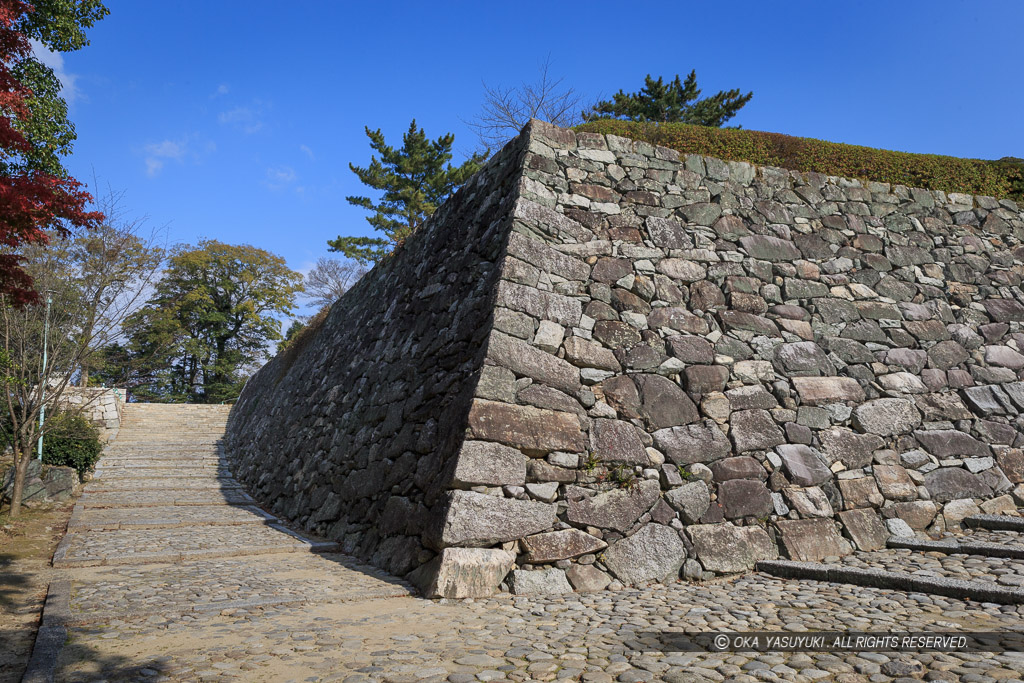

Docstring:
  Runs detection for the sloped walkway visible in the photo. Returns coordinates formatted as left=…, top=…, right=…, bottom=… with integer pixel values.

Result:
left=31, top=404, right=1024, bottom=682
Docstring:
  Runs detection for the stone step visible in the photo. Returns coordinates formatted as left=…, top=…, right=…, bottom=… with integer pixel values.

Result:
left=53, top=523, right=339, bottom=568
left=78, top=488, right=255, bottom=508
left=758, top=559, right=1024, bottom=604
left=67, top=504, right=277, bottom=531
left=84, top=479, right=241, bottom=492
left=964, top=514, right=1024, bottom=532
left=887, top=536, right=1024, bottom=561
left=54, top=553, right=413, bottom=626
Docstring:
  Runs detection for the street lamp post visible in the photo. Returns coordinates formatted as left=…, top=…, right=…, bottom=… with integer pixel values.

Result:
left=37, top=291, right=53, bottom=461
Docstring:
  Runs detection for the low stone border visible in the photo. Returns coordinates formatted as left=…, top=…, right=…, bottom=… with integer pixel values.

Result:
left=756, top=560, right=1024, bottom=604
left=963, top=514, right=1024, bottom=532
left=21, top=579, right=71, bottom=683
left=887, top=536, right=1024, bottom=560
left=66, top=504, right=278, bottom=531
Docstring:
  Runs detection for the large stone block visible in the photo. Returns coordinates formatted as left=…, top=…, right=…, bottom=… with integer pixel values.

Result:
left=817, top=428, right=884, bottom=469
left=776, top=445, right=832, bottom=486
left=602, top=523, right=687, bottom=585
left=688, top=524, right=778, bottom=574
left=924, top=468, right=993, bottom=503
left=413, top=548, right=515, bottom=599
left=452, top=441, right=527, bottom=487
left=652, top=421, right=731, bottom=465
left=730, top=409, right=785, bottom=453
left=838, top=508, right=889, bottom=551
left=468, top=399, right=585, bottom=454
left=718, top=479, right=773, bottom=519
left=852, top=398, right=922, bottom=436
left=487, top=332, right=581, bottom=394
left=913, top=430, right=991, bottom=458
left=507, top=568, right=573, bottom=595
left=566, top=480, right=661, bottom=532
left=633, top=374, right=699, bottom=430
left=437, top=490, right=557, bottom=547
left=495, top=280, right=582, bottom=327
left=791, top=376, right=866, bottom=407
left=590, top=419, right=648, bottom=465
left=520, top=529, right=607, bottom=563
left=664, top=480, right=710, bottom=523
left=775, top=518, right=852, bottom=561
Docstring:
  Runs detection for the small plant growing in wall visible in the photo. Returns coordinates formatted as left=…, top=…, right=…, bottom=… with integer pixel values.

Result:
left=608, top=464, right=639, bottom=490
left=677, top=465, right=698, bottom=481
left=582, top=451, right=601, bottom=473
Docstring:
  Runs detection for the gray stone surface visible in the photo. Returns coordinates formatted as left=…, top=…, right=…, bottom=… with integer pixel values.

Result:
left=506, top=568, right=573, bottom=595
left=688, top=523, right=778, bottom=573
left=437, top=491, right=556, bottom=547
left=601, top=523, right=687, bottom=584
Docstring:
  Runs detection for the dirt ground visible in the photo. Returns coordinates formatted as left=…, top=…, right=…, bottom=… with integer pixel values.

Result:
left=0, top=500, right=73, bottom=683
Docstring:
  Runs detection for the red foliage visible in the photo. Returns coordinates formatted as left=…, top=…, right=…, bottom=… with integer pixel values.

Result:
left=0, top=0, right=103, bottom=306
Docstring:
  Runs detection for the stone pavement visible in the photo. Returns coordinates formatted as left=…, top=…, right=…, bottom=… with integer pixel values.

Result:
left=37, top=404, right=1024, bottom=682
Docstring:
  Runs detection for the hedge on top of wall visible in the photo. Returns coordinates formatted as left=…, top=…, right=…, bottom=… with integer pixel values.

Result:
left=576, top=120, right=1024, bottom=203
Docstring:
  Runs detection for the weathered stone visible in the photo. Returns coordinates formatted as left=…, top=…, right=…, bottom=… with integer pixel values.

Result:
left=729, top=409, right=785, bottom=453
left=592, top=257, right=633, bottom=283
left=985, top=345, right=1024, bottom=370
left=711, top=456, right=766, bottom=482
left=792, top=376, right=866, bottom=406
left=683, top=365, right=729, bottom=394
left=718, top=310, right=780, bottom=337
left=468, top=399, right=585, bottom=454
left=599, top=374, right=642, bottom=419
left=657, top=258, right=707, bottom=282
left=775, top=445, right=832, bottom=486
left=927, top=340, right=969, bottom=370
left=838, top=508, right=889, bottom=551
left=838, top=477, right=884, bottom=509
left=718, top=479, right=773, bottom=519
left=664, top=480, right=710, bottom=523
left=590, top=419, right=649, bottom=465
left=452, top=441, right=527, bottom=487
left=851, top=398, right=921, bottom=436
left=913, top=429, right=991, bottom=458
left=602, top=523, right=688, bottom=585
left=633, top=374, right=699, bottom=429
left=962, top=384, right=1015, bottom=416
left=647, top=307, right=709, bottom=334
left=507, top=568, right=573, bottom=595
left=872, top=465, right=917, bottom=502
left=740, top=235, right=800, bottom=261
left=915, top=393, right=974, bottom=421
left=983, top=298, right=1024, bottom=323
left=520, top=532, right=606, bottom=565
left=725, top=385, right=777, bottom=411
left=943, top=498, right=982, bottom=529
left=996, top=449, right=1024, bottom=483
left=653, top=421, right=731, bottom=465
left=667, top=335, right=715, bottom=364
left=496, top=280, right=581, bottom=327
left=775, top=518, right=852, bottom=562
left=775, top=342, right=834, bottom=376
left=646, top=216, right=692, bottom=249
left=592, top=320, right=642, bottom=349
left=817, top=428, right=885, bottom=469
left=688, top=524, right=778, bottom=574
left=416, top=548, right=515, bottom=599
left=784, top=486, right=833, bottom=518
left=565, top=480, right=661, bottom=532
left=889, top=500, right=938, bottom=530
left=563, top=336, right=621, bottom=372
left=923, top=468, right=993, bottom=503
left=878, top=372, right=928, bottom=394
left=487, top=332, right=580, bottom=394
left=565, top=564, right=612, bottom=592
left=438, top=491, right=557, bottom=547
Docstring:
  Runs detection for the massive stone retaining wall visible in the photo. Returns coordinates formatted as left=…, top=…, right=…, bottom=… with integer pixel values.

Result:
left=227, top=120, right=1024, bottom=598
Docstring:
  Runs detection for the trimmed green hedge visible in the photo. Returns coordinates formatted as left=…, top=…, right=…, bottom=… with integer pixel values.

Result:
left=576, top=120, right=1024, bottom=203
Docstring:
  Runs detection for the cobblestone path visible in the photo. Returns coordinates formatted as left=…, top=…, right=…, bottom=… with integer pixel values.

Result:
left=44, top=405, right=1024, bottom=682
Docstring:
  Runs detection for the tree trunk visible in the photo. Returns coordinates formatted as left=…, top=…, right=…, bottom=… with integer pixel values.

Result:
left=7, top=445, right=33, bottom=518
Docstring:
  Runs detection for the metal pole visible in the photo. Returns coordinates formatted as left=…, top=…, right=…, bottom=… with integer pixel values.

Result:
left=37, top=292, right=52, bottom=460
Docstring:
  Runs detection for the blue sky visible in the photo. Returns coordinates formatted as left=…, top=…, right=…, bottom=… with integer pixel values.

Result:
left=49, top=0, right=1023, bottom=316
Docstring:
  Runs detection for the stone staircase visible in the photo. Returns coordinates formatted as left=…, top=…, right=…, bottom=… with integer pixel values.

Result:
left=45, top=403, right=411, bottom=625
left=759, top=513, right=1024, bottom=604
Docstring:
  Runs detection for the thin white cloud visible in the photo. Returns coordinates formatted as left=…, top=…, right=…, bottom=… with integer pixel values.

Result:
left=264, top=165, right=297, bottom=190
left=142, top=135, right=213, bottom=177
left=214, top=84, right=229, bottom=97
left=218, top=101, right=267, bottom=134
left=29, top=39, right=79, bottom=103
left=300, top=144, right=315, bottom=161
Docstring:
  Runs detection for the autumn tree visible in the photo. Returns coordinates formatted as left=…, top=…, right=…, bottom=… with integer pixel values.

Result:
left=1, top=0, right=108, bottom=305
left=123, top=241, right=303, bottom=403
left=328, top=120, right=485, bottom=265
left=467, top=56, right=584, bottom=151
left=587, top=71, right=752, bottom=127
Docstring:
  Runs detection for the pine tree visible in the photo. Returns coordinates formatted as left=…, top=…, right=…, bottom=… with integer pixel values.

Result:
left=587, top=71, right=752, bottom=127
left=329, top=120, right=485, bottom=264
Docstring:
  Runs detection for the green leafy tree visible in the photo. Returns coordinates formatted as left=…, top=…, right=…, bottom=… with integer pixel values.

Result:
left=123, top=240, right=303, bottom=403
left=587, top=71, right=752, bottom=127
left=328, top=120, right=485, bottom=264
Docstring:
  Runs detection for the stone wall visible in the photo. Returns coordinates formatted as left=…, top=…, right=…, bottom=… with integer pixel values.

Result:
left=57, top=387, right=125, bottom=439
left=224, top=134, right=528, bottom=579
left=227, top=120, right=1024, bottom=597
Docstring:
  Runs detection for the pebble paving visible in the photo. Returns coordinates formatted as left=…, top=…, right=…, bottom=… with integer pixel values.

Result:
left=49, top=404, right=1024, bottom=682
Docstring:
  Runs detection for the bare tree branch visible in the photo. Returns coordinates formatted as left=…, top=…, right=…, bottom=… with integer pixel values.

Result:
left=467, top=55, right=584, bottom=152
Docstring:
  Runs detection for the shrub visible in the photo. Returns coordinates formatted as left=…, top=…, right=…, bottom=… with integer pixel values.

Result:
left=576, top=120, right=1024, bottom=202
left=41, top=412, right=103, bottom=478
